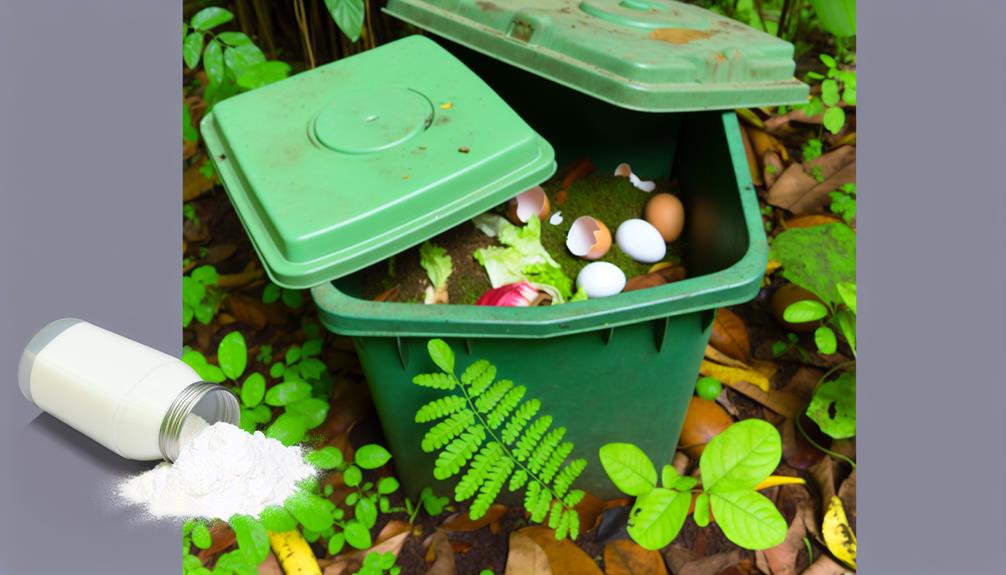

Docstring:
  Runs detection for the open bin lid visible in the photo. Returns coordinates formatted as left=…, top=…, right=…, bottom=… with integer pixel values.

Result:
left=384, top=0, right=808, bottom=112
left=201, top=35, right=556, bottom=289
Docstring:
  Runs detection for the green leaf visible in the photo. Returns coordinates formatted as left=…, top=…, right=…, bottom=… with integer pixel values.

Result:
left=183, top=31, right=205, bottom=69
left=286, top=345, right=302, bottom=365
left=709, top=490, right=787, bottom=550
left=265, top=413, right=308, bottom=446
left=270, top=362, right=285, bottom=379
left=836, top=310, right=856, bottom=353
left=660, top=464, right=675, bottom=488
left=379, top=551, right=396, bottom=569
left=218, top=331, right=248, bottom=380
left=783, top=300, right=829, bottom=323
left=769, top=223, right=856, bottom=306
left=344, top=465, right=362, bottom=487
left=378, top=477, right=399, bottom=495
left=183, top=103, right=199, bottom=142
left=626, top=487, right=691, bottom=550
left=599, top=443, right=657, bottom=496
left=247, top=404, right=272, bottom=423
left=355, top=497, right=378, bottom=529
left=264, top=381, right=312, bottom=406
left=282, top=288, right=303, bottom=309
left=805, top=70, right=825, bottom=80
left=203, top=40, right=225, bottom=86
left=183, top=349, right=226, bottom=383
left=224, top=43, right=266, bottom=79
left=427, top=339, right=455, bottom=374
left=286, top=397, right=329, bottom=429
left=240, top=373, right=266, bottom=408
left=324, top=0, right=365, bottom=43
left=236, top=60, right=291, bottom=91
left=693, top=492, right=711, bottom=527
left=262, top=284, right=281, bottom=304
left=842, top=84, right=857, bottom=106
left=355, top=444, right=392, bottom=470
left=191, top=522, right=212, bottom=549
left=182, top=305, right=195, bottom=328
left=191, top=7, right=234, bottom=31
left=823, top=106, right=846, bottom=135
left=836, top=282, right=857, bottom=314
left=259, top=505, right=297, bottom=532
left=807, top=372, right=856, bottom=439
left=810, top=0, right=856, bottom=38
left=821, top=79, right=840, bottom=107
left=191, top=265, right=219, bottom=286
left=343, top=520, right=372, bottom=549
left=819, top=53, right=838, bottom=69
left=285, top=492, right=334, bottom=532
left=182, top=276, right=206, bottom=307
left=700, top=420, right=781, bottom=492
left=306, top=446, right=344, bottom=470
left=229, top=514, right=269, bottom=564
left=302, top=339, right=323, bottom=358
left=328, top=532, right=346, bottom=556
left=815, top=326, right=838, bottom=355
left=217, top=31, right=252, bottom=46
left=419, top=242, right=453, bottom=290
left=672, top=476, right=697, bottom=492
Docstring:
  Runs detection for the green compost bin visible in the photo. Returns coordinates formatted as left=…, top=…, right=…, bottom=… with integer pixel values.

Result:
left=203, top=5, right=807, bottom=500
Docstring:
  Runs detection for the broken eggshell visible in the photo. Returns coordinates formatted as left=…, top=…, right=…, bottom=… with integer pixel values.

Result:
left=506, top=186, right=551, bottom=225
left=566, top=216, right=612, bottom=260
left=614, top=162, right=656, bottom=193
left=615, top=219, right=667, bottom=263
left=576, top=261, right=626, bottom=298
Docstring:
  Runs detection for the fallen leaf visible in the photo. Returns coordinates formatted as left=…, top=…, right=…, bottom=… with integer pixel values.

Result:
left=505, top=531, right=552, bottom=575
left=709, top=308, right=751, bottom=363
left=747, top=127, right=789, bottom=162
left=441, top=504, right=507, bottom=532
left=322, top=529, right=410, bottom=575
left=679, top=396, right=733, bottom=458
left=573, top=491, right=605, bottom=534
left=518, top=526, right=603, bottom=575
left=604, top=539, right=669, bottom=575
left=800, top=555, right=849, bottom=575
left=197, top=521, right=235, bottom=562
left=667, top=549, right=741, bottom=575
left=183, top=162, right=216, bottom=201
left=822, top=497, right=856, bottom=570
left=763, top=151, right=784, bottom=188
left=217, top=260, right=264, bottom=289
left=782, top=418, right=825, bottom=470
left=372, top=285, right=400, bottom=302
left=257, top=552, right=284, bottom=575
left=223, top=293, right=284, bottom=330
left=754, top=475, right=806, bottom=490
left=808, top=456, right=839, bottom=510
left=649, top=28, right=715, bottom=44
left=837, top=470, right=856, bottom=534
left=424, top=530, right=457, bottom=575
left=740, top=123, right=764, bottom=187
left=756, top=499, right=815, bottom=575
left=782, top=214, right=842, bottom=229
left=735, top=108, right=765, bottom=129
left=699, top=359, right=776, bottom=393
left=766, top=147, right=856, bottom=215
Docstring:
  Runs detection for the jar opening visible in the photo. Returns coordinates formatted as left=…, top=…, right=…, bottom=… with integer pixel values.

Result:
left=159, top=382, right=240, bottom=462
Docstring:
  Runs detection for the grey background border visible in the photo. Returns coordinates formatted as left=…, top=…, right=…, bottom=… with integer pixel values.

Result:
left=1, top=0, right=1005, bottom=573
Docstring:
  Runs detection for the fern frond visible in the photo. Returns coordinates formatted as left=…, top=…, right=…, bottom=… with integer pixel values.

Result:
left=539, top=442, right=574, bottom=484
left=421, top=409, right=474, bottom=452
left=567, top=509, right=580, bottom=540
left=456, top=441, right=502, bottom=501
left=554, top=460, right=587, bottom=498
left=524, top=480, right=541, bottom=512
left=461, top=360, right=496, bottom=396
left=548, top=501, right=563, bottom=529
left=530, top=490, right=551, bottom=522
left=527, top=427, right=566, bottom=474
left=513, top=416, right=553, bottom=462
left=486, top=385, right=526, bottom=429
left=415, top=396, right=468, bottom=423
left=471, top=456, right=514, bottom=519
left=412, top=373, right=457, bottom=390
left=474, top=379, right=514, bottom=413
left=563, top=488, right=585, bottom=507
left=434, top=428, right=486, bottom=480
left=501, top=399, right=541, bottom=445
left=556, top=509, right=572, bottom=540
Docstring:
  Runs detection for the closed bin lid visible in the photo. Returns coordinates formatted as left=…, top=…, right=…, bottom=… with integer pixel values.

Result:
left=201, top=35, right=555, bottom=289
left=384, top=0, right=808, bottom=112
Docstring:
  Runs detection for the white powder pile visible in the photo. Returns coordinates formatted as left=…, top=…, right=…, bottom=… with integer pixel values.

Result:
left=118, top=416, right=316, bottom=520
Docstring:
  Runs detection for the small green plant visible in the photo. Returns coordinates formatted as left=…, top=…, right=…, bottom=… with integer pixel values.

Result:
left=770, top=332, right=811, bottom=361
left=802, top=54, right=856, bottom=135
left=263, top=282, right=304, bottom=309
left=829, top=183, right=857, bottom=224
left=413, top=339, right=587, bottom=540
left=353, top=551, right=400, bottom=575
left=183, top=203, right=200, bottom=225
left=402, top=487, right=450, bottom=524
left=183, top=518, right=262, bottom=575
left=183, top=265, right=223, bottom=327
left=600, top=420, right=788, bottom=551
left=783, top=281, right=856, bottom=357
left=801, top=138, right=823, bottom=163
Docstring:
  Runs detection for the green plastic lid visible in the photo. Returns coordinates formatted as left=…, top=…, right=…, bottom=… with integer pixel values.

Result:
left=384, top=0, right=808, bottom=112
left=201, top=35, right=555, bottom=289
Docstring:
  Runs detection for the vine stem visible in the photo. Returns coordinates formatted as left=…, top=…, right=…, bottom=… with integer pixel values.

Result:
left=796, top=414, right=856, bottom=469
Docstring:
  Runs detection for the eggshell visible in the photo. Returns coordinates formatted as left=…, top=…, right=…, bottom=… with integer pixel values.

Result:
left=506, top=186, right=551, bottom=225
left=644, top=193, right=685, bottom=242
left=615, top=219, right=667, bottom=263
left=566, top=216, right=612, bottom=259
left=576, top=262, right=626, bottom=298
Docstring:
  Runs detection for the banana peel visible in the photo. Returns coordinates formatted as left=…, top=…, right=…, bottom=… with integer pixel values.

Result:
left=269, top=530, right=322, bottom=575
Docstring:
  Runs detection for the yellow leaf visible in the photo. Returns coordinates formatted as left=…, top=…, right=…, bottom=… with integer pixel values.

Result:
left=766, top=260, right=782, bottom=276
left=699, top=359, right=775, bottom=392
left=735, top=108, right=765, bottom=129
left=268, top=530, right=321, bottom=575
left=822, top=496, right=857, bottom=570
left=754, top=475, right=806, bottom=490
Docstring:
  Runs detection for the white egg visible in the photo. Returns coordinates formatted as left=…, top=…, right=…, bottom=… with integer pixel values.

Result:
left=615, top=219, right=667, bottom=263
left=576, top=262, right=626, bottom=298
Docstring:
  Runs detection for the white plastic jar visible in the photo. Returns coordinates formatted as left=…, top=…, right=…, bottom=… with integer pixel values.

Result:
left=18, top=318, right=239, bottom=461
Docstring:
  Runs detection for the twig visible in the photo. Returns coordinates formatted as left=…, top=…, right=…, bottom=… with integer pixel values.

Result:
left=293, top=0, right=316, bottom=69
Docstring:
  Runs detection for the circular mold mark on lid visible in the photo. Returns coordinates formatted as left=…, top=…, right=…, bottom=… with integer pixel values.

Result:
left=313, top=87, right=434, bottom=154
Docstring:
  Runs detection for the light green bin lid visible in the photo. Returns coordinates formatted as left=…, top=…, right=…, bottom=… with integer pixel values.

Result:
left=384, top=0, right=808, bottom=112
left=201, top=35, right=555, bottom=289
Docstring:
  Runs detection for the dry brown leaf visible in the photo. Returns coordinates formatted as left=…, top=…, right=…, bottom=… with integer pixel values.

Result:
left=204, top=243, right=238, bottom=265
left=223, top=294, right=270, bottom=331
left=808, top=457, right=839, bottom=510
left=518, top=526, right=603, bottom=575
left=782, top=214, right=842, bottom=229
left=800, top=555, right=850, bottom=575
left=197, top=521, right=236, bottom=561
left=763, top=151, right=784, bottom=188
left=739, top=123, right=764, bottom=187
left=440, top=504, right=507, bottom=532
left=838, top=470, right=856, bottom=533
left=184, top=139, right=199, bottom=161
left=217, top=261, right=264, bottom=289
left=748, top=127, right=790, bottom=162
left=699, top=359, right=776, bottom=394
left=679, top=397, right=734, bottom=458
left=573, top=491, right=605, bottom=534
left=604, top=539, right=669, bottom=575
left=505, top=531, right=552, bottom=575
left=782, top=418, right=825, bottom=470
left=257, top=551, right=284, bottom=575
left=756, top=499, right=813, bottom=575
left=183, top=162, right=215, bottom=201
left=735, top=108, right=765, bottom=129
left=373, top=285, right=400, bottom=302
left=709, top=308, right=751, bottom=363
left=315, top=379, right=373, bottom=443
left=766, top=147, right=856, bottom=215
left=668, top=549, right=742, bottom=575
left=649, top=28, right=715, bottom=44
left=322, top=530, right=410, bottom=575
left=424, top=530, right=457, bottom=575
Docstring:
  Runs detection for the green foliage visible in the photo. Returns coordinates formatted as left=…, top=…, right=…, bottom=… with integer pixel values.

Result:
left=354, top=551, right=400, bottom=575
left=218, top=331, right=247, bottom=380
left=807, top=372, right=856, bottom=439
left=601, top=420, right=788, bottom=551
left=183, top=265, right=223, bottom=327
left=262, top=283, right=304, bottom=309
left=413, top=339, right=587, bottom=540
left=770, top=223, right=855, bottom=306
left=802, top=54, right=856, bottom=135
left=808, top=0, right=856, bottom=38
left=229, top=515, right=270, bottom=565
left=830, top=183, right=857, bottom=224
left=324, top=0, right=366, bottom=43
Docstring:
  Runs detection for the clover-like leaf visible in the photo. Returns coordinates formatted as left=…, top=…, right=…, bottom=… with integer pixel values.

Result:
left=599, top=443, right=657, bottom=496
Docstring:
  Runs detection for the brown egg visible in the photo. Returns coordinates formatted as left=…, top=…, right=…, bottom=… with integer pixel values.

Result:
left=771, top=283, right=825, bottom=333
left=506, top=186, right=550, bottom=225
left=566, top=216, right=611, bottom=260
left=644, top=193, right=685, bottom=242
left=678, top=397, right=733, bottom=458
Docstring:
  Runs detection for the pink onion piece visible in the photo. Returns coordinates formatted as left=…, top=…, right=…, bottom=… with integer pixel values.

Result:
left=476, top=281, right=539, bottom=307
